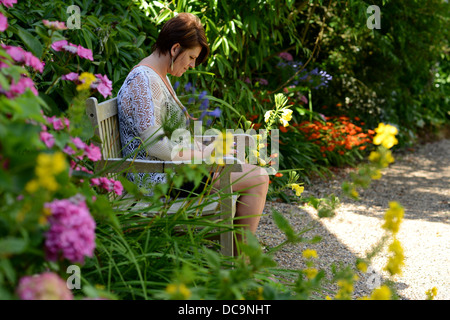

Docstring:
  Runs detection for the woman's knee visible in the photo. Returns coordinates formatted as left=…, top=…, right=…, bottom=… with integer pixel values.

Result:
left=234, top=164, right=270, bottom=191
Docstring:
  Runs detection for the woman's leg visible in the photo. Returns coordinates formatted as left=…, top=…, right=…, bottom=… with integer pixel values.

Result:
left=212, top=163, right=269, bottom=254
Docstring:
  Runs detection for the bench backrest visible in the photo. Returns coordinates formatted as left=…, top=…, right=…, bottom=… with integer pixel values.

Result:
left=86, top=97, right=122, bottom=160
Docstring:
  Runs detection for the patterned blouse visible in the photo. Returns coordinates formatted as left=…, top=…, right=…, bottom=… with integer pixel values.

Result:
left=116, top=65, right=189, bottom=189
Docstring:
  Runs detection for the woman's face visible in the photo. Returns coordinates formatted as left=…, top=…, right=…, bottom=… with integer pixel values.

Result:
left=170, top=44, right=202, bottom=77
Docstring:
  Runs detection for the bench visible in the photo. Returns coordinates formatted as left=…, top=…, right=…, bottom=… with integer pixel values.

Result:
left=86, top=96, right=255, bottom=256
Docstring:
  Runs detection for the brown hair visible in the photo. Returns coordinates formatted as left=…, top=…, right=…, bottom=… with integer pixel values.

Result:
left=152, top=13, right=209, bottom=66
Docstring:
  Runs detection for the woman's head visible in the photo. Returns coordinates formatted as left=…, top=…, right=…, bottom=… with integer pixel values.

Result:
left=152, top=13, right=209, bottom=75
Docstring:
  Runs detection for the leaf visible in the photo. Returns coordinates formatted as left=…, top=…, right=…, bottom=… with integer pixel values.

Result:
left=15, top=26, right=43, bottom=58
left=0, top=237, right=27, bottom=255
left=272, top=210, right=296, bottom=242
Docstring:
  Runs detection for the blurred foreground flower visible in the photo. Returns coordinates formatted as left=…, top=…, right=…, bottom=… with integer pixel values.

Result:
left=17, top=272, right=73, bottom=300
left=44, top=195, right=96, bottom=264
left=382, top=201, right=404, bottom=234
left=370, top=285, right=392, bottom=300
left=25, top=152, right=67, bottom=193
left=165, top=283, right=191, bottom=300
left=373, top=123, right=398, bottom=149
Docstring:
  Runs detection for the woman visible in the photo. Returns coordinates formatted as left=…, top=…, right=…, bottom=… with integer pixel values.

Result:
left=117, top=13, right=269, bottom=253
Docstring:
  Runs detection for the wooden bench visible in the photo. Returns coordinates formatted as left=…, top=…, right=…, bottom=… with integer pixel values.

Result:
left=86, top=96, right=255, bottom=256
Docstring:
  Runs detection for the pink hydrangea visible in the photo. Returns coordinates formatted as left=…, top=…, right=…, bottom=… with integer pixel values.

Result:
left=4, top=76, right=38, bottom=98
left=44, top=195, right=96, bottom=264
left=16, top=272, right=73, bottom=300
left=1, top=44, right=44, bottom=73
left=0, top=0, right=17, bottom=8
left=0, top=12, right=8, bottom=32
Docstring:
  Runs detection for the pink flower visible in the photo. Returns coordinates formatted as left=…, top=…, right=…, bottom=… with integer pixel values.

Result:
left=63, top=145, right=76, bottom=155
left=77, top=45, right=93, bottom=61
left=61, top=72, right=79, bottom=81
left=63, top=43, right=78, bottom=54
left=0, top=0, right=17, bottom=8
left=43, top=20, right=67, bottom=30
left=0, top=12, right=8, bottom=32
left=40, top=131, right=55, bottom=148
left=94, top=74, right=112, bottom=98
left=51, top=40, right=68, bottom=52
left=84, top=143, right=101, bottom=161
left=44, top=195, right=96, bottom=264
left=16, top=272, right=73, bottom=300
left=279, top=52, right=293, bottom=61
left=71, top=137, right=86, bottom=150
left=1, top=44, right=44, bottom=73
left=23, top=51, right=44, bottom=73
left=2, top=44, right=25, bottom=62
left=91, top=177, right=123, bottom=195
left=7, top=76, right=38, bottom=98
left=51, top=40, right=94, bottom=61
left=113, top=180, right=123, bottom=195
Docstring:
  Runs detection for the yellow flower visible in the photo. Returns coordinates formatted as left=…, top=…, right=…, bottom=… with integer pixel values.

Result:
left=302, top=249, right=318, bottom=259
left=370, top=285, right=392, bottom=300
left=426, top=287, right=438, bottom=300
left=373, top=123, right=398, bottom=149
left=279, top=109, right=293, bottom=127
left=381, top=150, right=395, bottom=167
left=76, top=72, right=96, bottom=91
left=290, top=183, right=304, bottom=196
left=357, top=261, right=368, bottom=273
left=279, top=118, right=289, bottom=127
left=382, top=201, right=404, bottom=234
left=368, top=151, right=381, bottom=162
left=371, top=169, right=382, bottom=180
left=26, top=152, right=67, bottom=193
left=350, top=187, right=359, bottom=198
left=304, top=268, right=318, bottom=279
left=258, top=158, right=266, bottom=166
left=384, top=238, right=405, bottom=276
left=335, top=279, right=354, bottom=300
left=281, top=108, right=293, bottom=121
left=264, top=111, right=272, bottom=123
left=25, top=179, right=40, bottom=193
left=165, top=283, right=191, bottom=300
left=210, top=131, right=234, bottom=165
left=36, top=152, right=66, bottom=176
left=39, top=207, right=52, bottom=225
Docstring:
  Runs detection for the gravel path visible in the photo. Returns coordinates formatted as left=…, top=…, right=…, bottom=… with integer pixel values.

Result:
left=256, top=138, right=450, bottom=300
